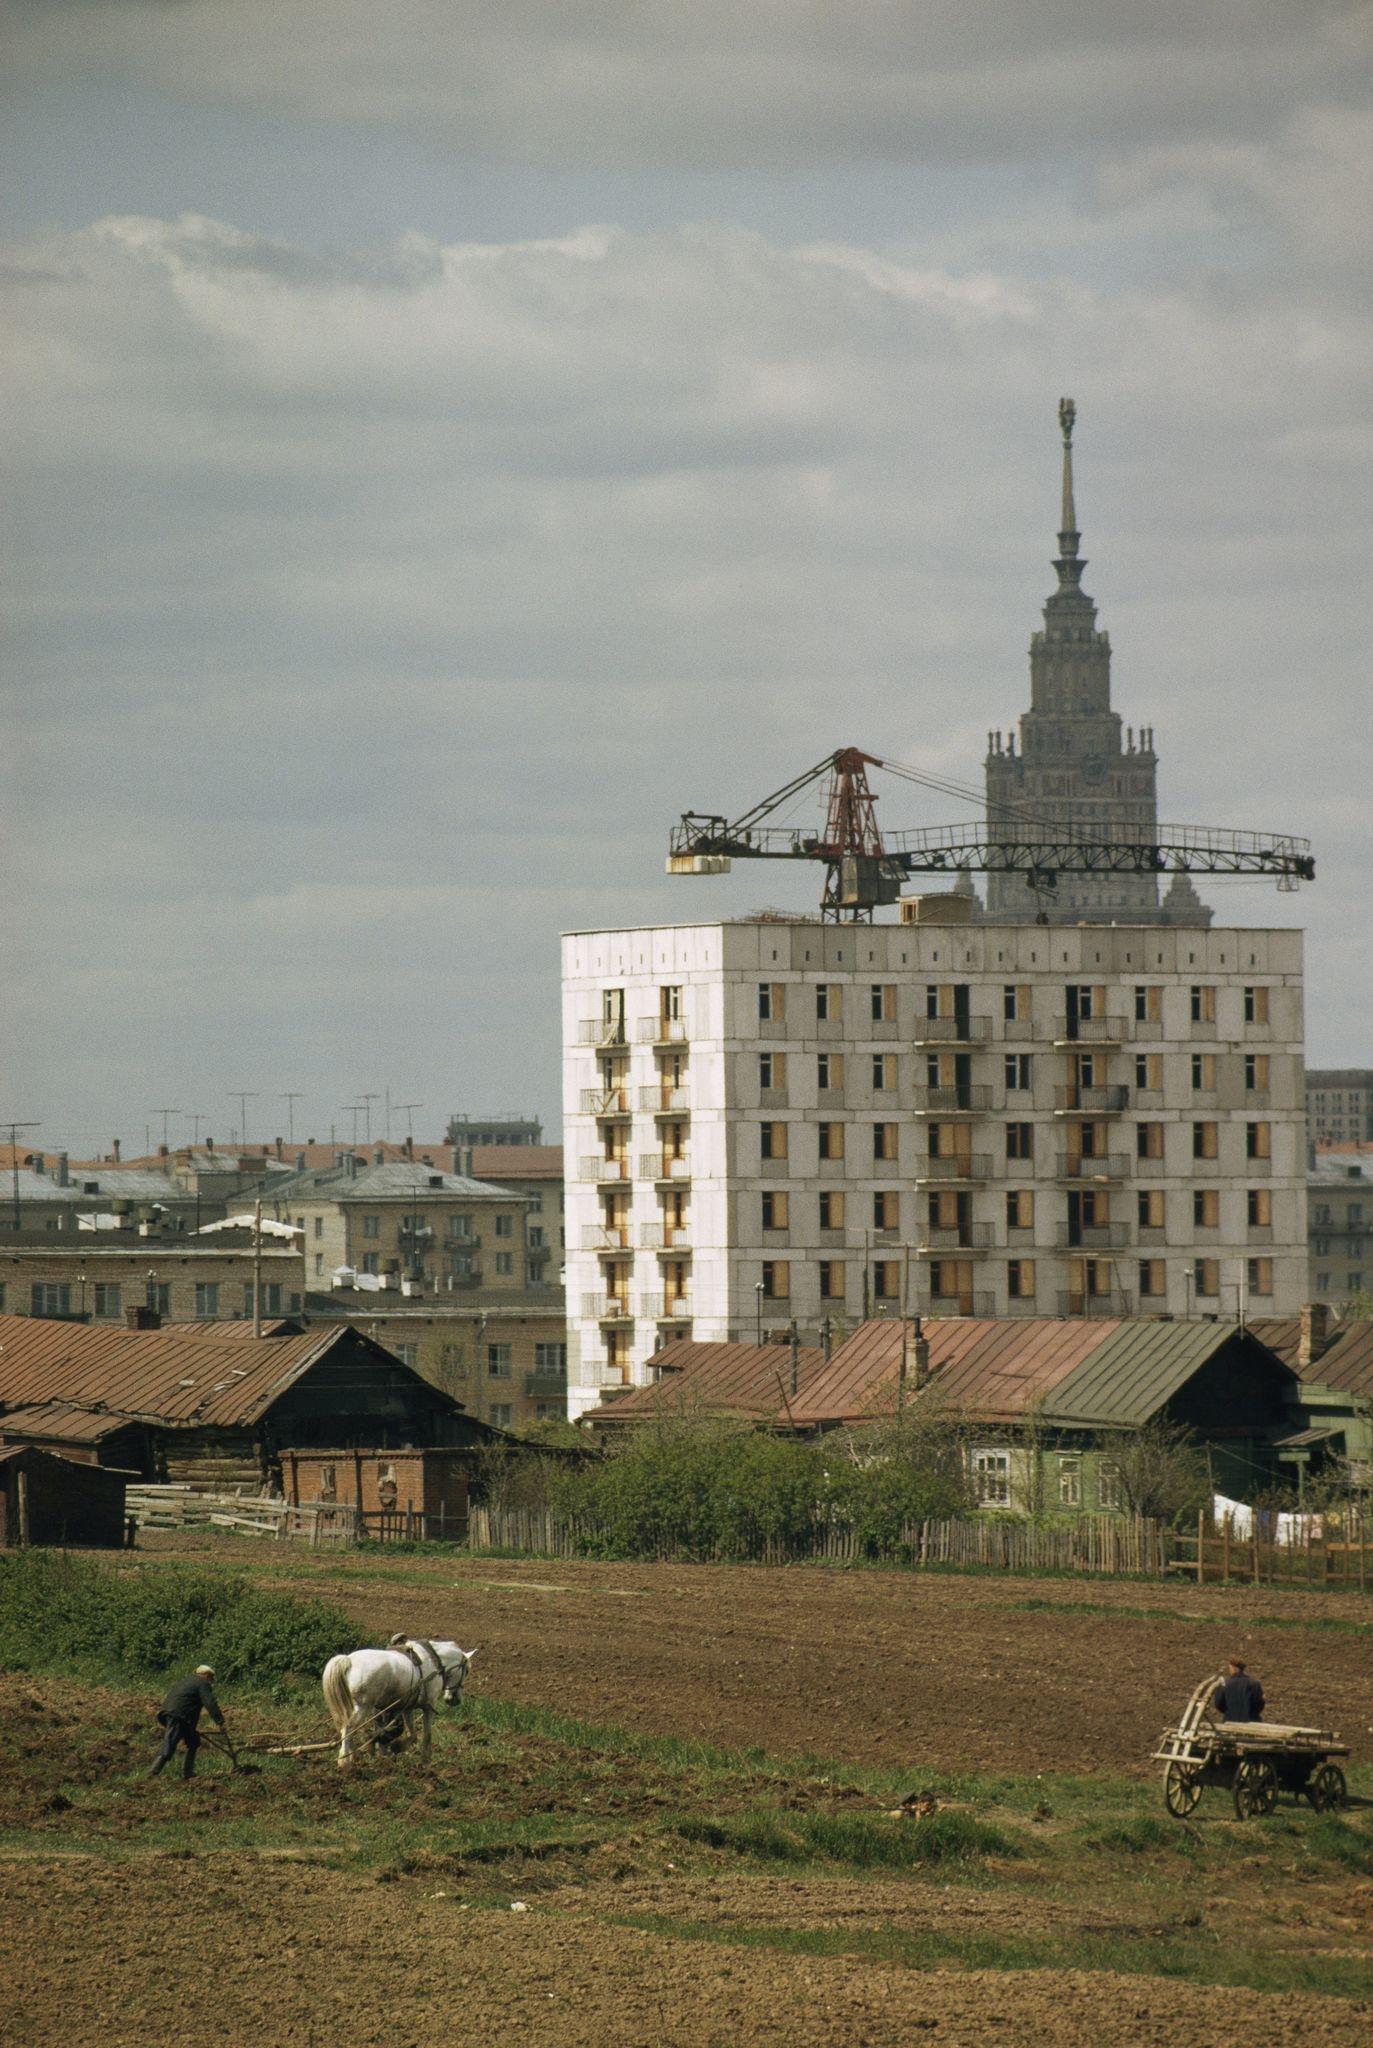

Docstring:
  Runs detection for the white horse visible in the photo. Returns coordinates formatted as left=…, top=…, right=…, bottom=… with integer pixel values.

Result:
left=322, top=1635, right=475, bottom=1765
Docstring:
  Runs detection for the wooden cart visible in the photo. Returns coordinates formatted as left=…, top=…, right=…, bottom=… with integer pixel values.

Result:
left=1153, top=1673, right=1349, bottom=1820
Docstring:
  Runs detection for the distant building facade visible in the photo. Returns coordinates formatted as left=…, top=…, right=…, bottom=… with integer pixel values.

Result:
left=446, top=1114, right=544, bottom=1149
left=1308, top=1070, right=1373, bottom=1147
left=980, top=400, right=1211, bottom=929
left=0, top=1232, right=304, bottom=1325
left=1309, top=1155, right=1371, bottom=1305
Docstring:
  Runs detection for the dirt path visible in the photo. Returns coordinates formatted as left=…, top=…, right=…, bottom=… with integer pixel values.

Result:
left=172, top=1543, right=1373, bottom=1776
left=5, top=1855, right=1370, bottom=2048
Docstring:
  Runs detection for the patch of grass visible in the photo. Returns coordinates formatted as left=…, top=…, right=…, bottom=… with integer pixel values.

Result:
left=1076, top=1813, right=1199, bottom=1856
left=1005, top=1595, right=1373, bottom=1635
left=676, top=1804, right=1013, bottom=1871
left=1305, top=1815, right=1373, bottom=1873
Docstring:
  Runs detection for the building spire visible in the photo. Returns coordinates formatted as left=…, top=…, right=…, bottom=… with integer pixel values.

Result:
left=1053, top=396, right=1085, bottom=592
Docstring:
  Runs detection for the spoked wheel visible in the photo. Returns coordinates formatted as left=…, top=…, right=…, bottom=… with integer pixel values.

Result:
left=1164, top=1762, right=1203, bottom=1818
left=1306, top=1763, right=1348, bottom=1813
left=1233, top=1758, right=1278, bottom=1820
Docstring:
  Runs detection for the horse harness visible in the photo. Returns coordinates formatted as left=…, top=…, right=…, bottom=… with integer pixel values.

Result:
left=395, top=1637, right=449, bottom=1708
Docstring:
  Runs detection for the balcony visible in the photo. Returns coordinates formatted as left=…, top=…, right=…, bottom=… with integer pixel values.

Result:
left=524, top=1371, right=568, bottom=1401
left=637, top=1291, right=693, bottom=1320
left=1057, top=1153, right=1131, bottom=1182
left=1054, top=1085, right=1129, bottom=1114
left=577, top=1017, right=628, bottom=1048
left=911, top=1016, right=990, bottom=1046
left=397, top=1222, right=434, bottom=1241
left=578, top=1155, right=633, bottom=1182
left=581, top=1293, right=634, bottom=1324
left=914, top=1154, right=992, bottom=1183
left=639, top=1152, right=692, bottom=1184
left=1059, top=1292, right=1123, bottom=1317
left=928, top=1292, right=996, bottom=1317
left=581, top=1087, right=631, bottom=1117
left=1053, top=1017, right=1123, bottom=1046
left=442, top=1233, right=480, bottom=1253
left=638, top=1085, right=689, bottom=1114
left=581, top=1224, right=632, bottom=1252
left=1055, top=1223, right=1130, bottom=1249
left=445, top=1268, right=483, bottom=1288
left=912, top=1085, right=993, bottom=1115
left=635, top=1015, right=688, bottom=1045
left=913, top=1223, right=993, bottom=1253
left=640, top=1225, right=692, bottom=1254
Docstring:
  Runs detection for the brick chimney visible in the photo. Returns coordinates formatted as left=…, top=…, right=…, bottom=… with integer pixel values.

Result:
left=1298, top=1302, right=1330, bottom=1371
left=112, top=1138, right=121, bottom=1162
left=125, top=1305, right=162, bottom=1331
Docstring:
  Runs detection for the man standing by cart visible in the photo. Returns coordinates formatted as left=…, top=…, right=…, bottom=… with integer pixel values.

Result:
left=150, top=1664, right=228, bottom=1779
left=1212, top=1657, right=1264, bottom=1722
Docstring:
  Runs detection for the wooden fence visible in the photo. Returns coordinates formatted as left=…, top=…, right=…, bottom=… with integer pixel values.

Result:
left=125, top=1484, right=360, bottom=1548
left=467, top=1505, right=1170, bottom=1576
left=1171, top=1514, right=1373, bottom=1590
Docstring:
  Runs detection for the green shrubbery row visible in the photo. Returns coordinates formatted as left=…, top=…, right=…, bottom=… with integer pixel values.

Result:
left=539, top=1418, right=968, bottom=1561
left=0, top=1550, right=354, bottom=1689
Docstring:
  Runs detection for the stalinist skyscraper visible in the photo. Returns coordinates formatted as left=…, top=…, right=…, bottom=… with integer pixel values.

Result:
left=982, top=401, right=1210, bottom=927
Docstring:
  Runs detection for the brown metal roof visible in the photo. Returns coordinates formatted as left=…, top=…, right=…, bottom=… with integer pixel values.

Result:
left=0, top=1401, right=135, bottom=1444
left=0, top=1314, right=365, bottom=1429
left=467, top=1145, right=563, bottom=1181
left=592, top=1339, right=824, bottom=1425
left=1250, top=1317, right=1373, bottom=1400
left=788, top=1318, right=1122, bottom=1427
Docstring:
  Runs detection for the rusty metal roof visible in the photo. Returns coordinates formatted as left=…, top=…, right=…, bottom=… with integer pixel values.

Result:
left=788, top=1318, right=1117, bottom=1426
left=0, top=1401, right=135, bottom=1444
left=468, top=1145, right=564, bottom=1181
left=1250, top=1317, right=1373, bottom=1400
left=592, top=1339, right=825, bottom=1425
left=0, top=1313, right=375, bottom=1429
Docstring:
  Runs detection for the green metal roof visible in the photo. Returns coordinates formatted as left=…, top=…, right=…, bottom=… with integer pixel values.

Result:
left=1042, top=1322, right=1287, bottom=1429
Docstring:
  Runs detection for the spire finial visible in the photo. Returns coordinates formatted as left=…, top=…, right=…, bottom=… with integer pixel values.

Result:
left=1058, top=396, right=1077, bottom=542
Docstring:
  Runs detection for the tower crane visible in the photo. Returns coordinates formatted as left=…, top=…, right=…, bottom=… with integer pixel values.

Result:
left=667, top=747, right=1315, bottom=922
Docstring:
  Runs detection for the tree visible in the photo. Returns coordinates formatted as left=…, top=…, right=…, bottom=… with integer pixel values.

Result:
left=1095, top=1420, right=1208, bottom=1522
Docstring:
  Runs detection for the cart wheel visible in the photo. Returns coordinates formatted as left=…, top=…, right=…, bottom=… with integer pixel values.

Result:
left=1306, top=1764, right=1348, bottom=1813
left=1233, top=1758, right=1278, bottom=1820
left=1164, top=1762, right=1202, bottom=1818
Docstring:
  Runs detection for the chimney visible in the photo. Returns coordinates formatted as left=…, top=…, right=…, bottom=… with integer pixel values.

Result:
left=295, top=1151, right=307, bottom=1171
left=820, top=1316, right=833, bottom=1361
left=33, top=1152, right=45, bottom=1176
left=912, top=1330, right=931, bottom=1390
left=403, top=1135, right=413, bottom=1159
left=373, top=1147, right=385, bottom=1166
left=124, top=1305, right=162, bottom=1331
left=112, top=1138, right=121, bottom=1162
left=158, top=1143, right=168, bottom=1158
left=275, top=1137, right=283, bottom=1158
left=56, top=1152, right=69, bottom=1187
left=206, top=1135, right=214, bottom=1152
left=1298, top=1302, right=1330, bottom=1371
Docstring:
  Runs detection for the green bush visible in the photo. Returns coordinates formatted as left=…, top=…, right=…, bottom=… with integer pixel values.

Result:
left=0, top=1551, right=354, bottom=1689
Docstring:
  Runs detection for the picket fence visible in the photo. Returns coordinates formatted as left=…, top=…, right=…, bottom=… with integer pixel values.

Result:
left=467, top=1504, right=1169, bottom=1576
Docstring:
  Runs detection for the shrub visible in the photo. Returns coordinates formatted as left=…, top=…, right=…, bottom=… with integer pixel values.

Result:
left=0, top=1551, right=354, bottom=1689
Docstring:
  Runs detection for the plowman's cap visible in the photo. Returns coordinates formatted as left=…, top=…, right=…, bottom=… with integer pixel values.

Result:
left=196, top=1664, right=215, bottom=1678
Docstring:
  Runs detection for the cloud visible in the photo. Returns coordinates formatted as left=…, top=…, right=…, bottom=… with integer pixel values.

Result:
left=3, top=208, right=1370, bottom=1141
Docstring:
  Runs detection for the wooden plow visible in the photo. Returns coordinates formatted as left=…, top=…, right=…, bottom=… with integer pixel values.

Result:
left=1153, top=1672, right=1349, bottom=1820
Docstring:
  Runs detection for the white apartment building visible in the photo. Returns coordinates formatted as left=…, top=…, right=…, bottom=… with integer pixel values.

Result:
left=561, top=914, right=1306, bottom=1418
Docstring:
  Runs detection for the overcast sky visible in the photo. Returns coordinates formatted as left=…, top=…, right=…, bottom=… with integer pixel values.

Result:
left=4, top=2, right=1370, bottom=1155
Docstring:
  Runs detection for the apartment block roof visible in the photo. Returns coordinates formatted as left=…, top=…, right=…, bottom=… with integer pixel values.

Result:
left=467, top=1145, right=564, bottom=1182
left=268, top=1160, right=525, bottom=1204
left=5, top=1167, right=188, bottom=1206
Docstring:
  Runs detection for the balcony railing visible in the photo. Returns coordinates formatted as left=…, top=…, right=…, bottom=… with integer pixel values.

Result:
left=1054, top=1085, right=1129, bottom=1114
left=581, top=1225, right=632, bottom=1252
left=928, top=1292, right=996, bottom=1317
left=581, top=1293, right=634, bottom=1323
left=639, top=1225, right=693, bottom=1254
left=639, top=1152, right=692, bottom=1183
left=1057, top=1153, right=1131, bottom=1181
left=637, top=1086, right=689, bottom=1113
left=524, top=1371, right=568, bottom=1400
left=577, top=1017, right=627, bottom=1047
left=445, top=1268, right=482, bottom=1288
left=635, top=1015, right=688, bottom=1044
left=397, top=1222, right=434, bottom=1240
left=911, top=1017, right=991, bottom=1045
left=581, top=1087, right=631, bottom=1116
left=1059, top=1292, right=1123, bottom=1316
left=577, top=1155, right=633, bottom=1182
left=637, top=1291, right=692, bottom=1320
left=1053, top=1016, right=1123, bottom=1045
left=913, top=1223, right=993, bottom=1253
left=913, top=1085, right=993, bottom=1114
left=1055, top=1223, right=1129, bottom=1249
left=442, top=1232, right=480, bottom=1251
left=914, top=1154, right=992, bottom=1182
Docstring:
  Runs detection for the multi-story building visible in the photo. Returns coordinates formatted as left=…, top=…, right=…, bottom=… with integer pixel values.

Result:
left=303, top=1293, right=568, bottom=1432
left=0, top=1158, right=203, bottom=1236
left=468, top=1145, right=566, bottom=1286
left=0, top=1230, right=304, bottom=1325
left=1308, top=1070, right=1373, bottom=1147
left=562, top=915, right=1306, bottom=1417
left=981, top=400, right=1211, bottom=929
left=264, top=1155, right=536, bottom=1293
left=446, top=1114, right=544, bottom=1149
left=1309, top=1155, right=1372, bottom=1305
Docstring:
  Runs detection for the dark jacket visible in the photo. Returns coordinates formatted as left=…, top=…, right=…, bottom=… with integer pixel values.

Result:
left=158, top=1674, right=224, bottom=1729
left=1213, top=1671, right=1264, bottom=1722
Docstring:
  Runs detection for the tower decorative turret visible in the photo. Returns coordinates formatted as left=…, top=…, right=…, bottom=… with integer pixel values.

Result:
left=981, top=401, right=1211, bottom=926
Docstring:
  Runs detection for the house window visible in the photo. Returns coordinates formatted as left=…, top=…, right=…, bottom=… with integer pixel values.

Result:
left=1243, top=985, right=1269, bottom=1023
left=392, top=1344, right=416, bottom=1367
left=1192, top=1122, right=1218, bottom=1159
left=1190, top=984, right=1216, bottom=1023
left=1058, top=1457, right=1082, bottom=1509
left=1138, top=1189, right=1164, bottom=1228
left=315, top=1252, right=324, bottom=1275
left=1193, top=1188, right=1219, bottom=1228
left=815, top=983, right=838, bottom=1021
left=1137, top=1122, right=1164, bottom=1161
left=148, top=1282, right=171, bottom=1315
left=362, top=1252, right=380, bottom=1275
left=1098, top=1461, right=1123, bottom=1512
left=871, top=1053, right=896, bottom=1090
left=761, top=1190, right=789, bottom=1230
left=817, top=1051, right=843, bottom=1090
left=495, top=1214, right=513, bottom=1238
left=30, top=1283, right=72, bottom=1318
left=1245, top=1054, right=1269, bottom=1091
left=1004, top=1054, right=1032, bottom=1090
left=1135, top=1052, right=1161, bottom=1090
left=313, top=1216, right=323, bottom=1239
left=1246, top=1122, right=1271, bottom=1159
left=759, top=1051, right=778, bottom=1089
left=873, top=1122, right=897, bottom=1162
left=534, top=1343, right=567, bottom=1374
left=871, top=984, right=895, bottom=1023
left=93, top=1283, right=123, bottom=1319
left=758, top=982, right=783, bottom=1023
left=760, top=1122, right=788, bottom=1161
left=1193, top=1259, right=1220, bottom=1297
left=1138, top=1259, right=1166, bottom=1297
left=494, top=1251, right=514, bottom=1275
left=1246, top=1258, right=1273, bottom=1297
left=818, top=1190, right=844, bottom=1230
left=1191, top=1053, right=1215, bottom=1090
left=488, top=1403, right=513, bottom=1430
left=1006, top=1189, right=1034, bottom=1230
left=761, top=1260, right=789, bottom=1299
left=1007, top=1258, right=1035, bottom=1300
left=1004, top=984, right=1029, bottom=1022
left=194, top=1282, right=219, bottom=1319
left=528, top=1226, right=546, bottom=1248
left=971, top=1449, right=1011, bottom=1508
left=873, top=1190, right=898, bottom=1230
left=362, top=1214, right=380, bottom=1239
left=819, top=1260, right=845, bottom=1301
left=1134, top=985, right=1161, bottom=1022
left=818, top=1122, right=844, bottom=1161
left=1006, top=1122, right=1033, bottom=1160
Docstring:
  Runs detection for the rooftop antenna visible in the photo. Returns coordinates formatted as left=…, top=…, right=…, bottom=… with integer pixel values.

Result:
left=396, top=1103, right=423, bottom=1148
left=281, top=1093, right=304, bottom=1146
left=189, top=1113, right=204, bottom=1145
left=228, top=1092, right=258, bottom=1150
left=152, top=1108, right=181, bottom=1151
left=359, top=1094, right=378, bottom=1145
left=2, top=1120, right=40, bottom=1233
left=342, top=1104, right=363, bottom=1148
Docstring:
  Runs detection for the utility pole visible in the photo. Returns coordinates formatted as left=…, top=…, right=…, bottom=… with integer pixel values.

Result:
left=152, top=1107, right=181, bottom=1151
left=253, top=1195, right=263, bottom=1338
left=281, top=1093, right=304, bottom=1146
left=3, top=1122, right=40, bottom=1233
left=359, top=1094, right=378, bottom=1146
left=229, top=1092, right=258, bottom=1149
